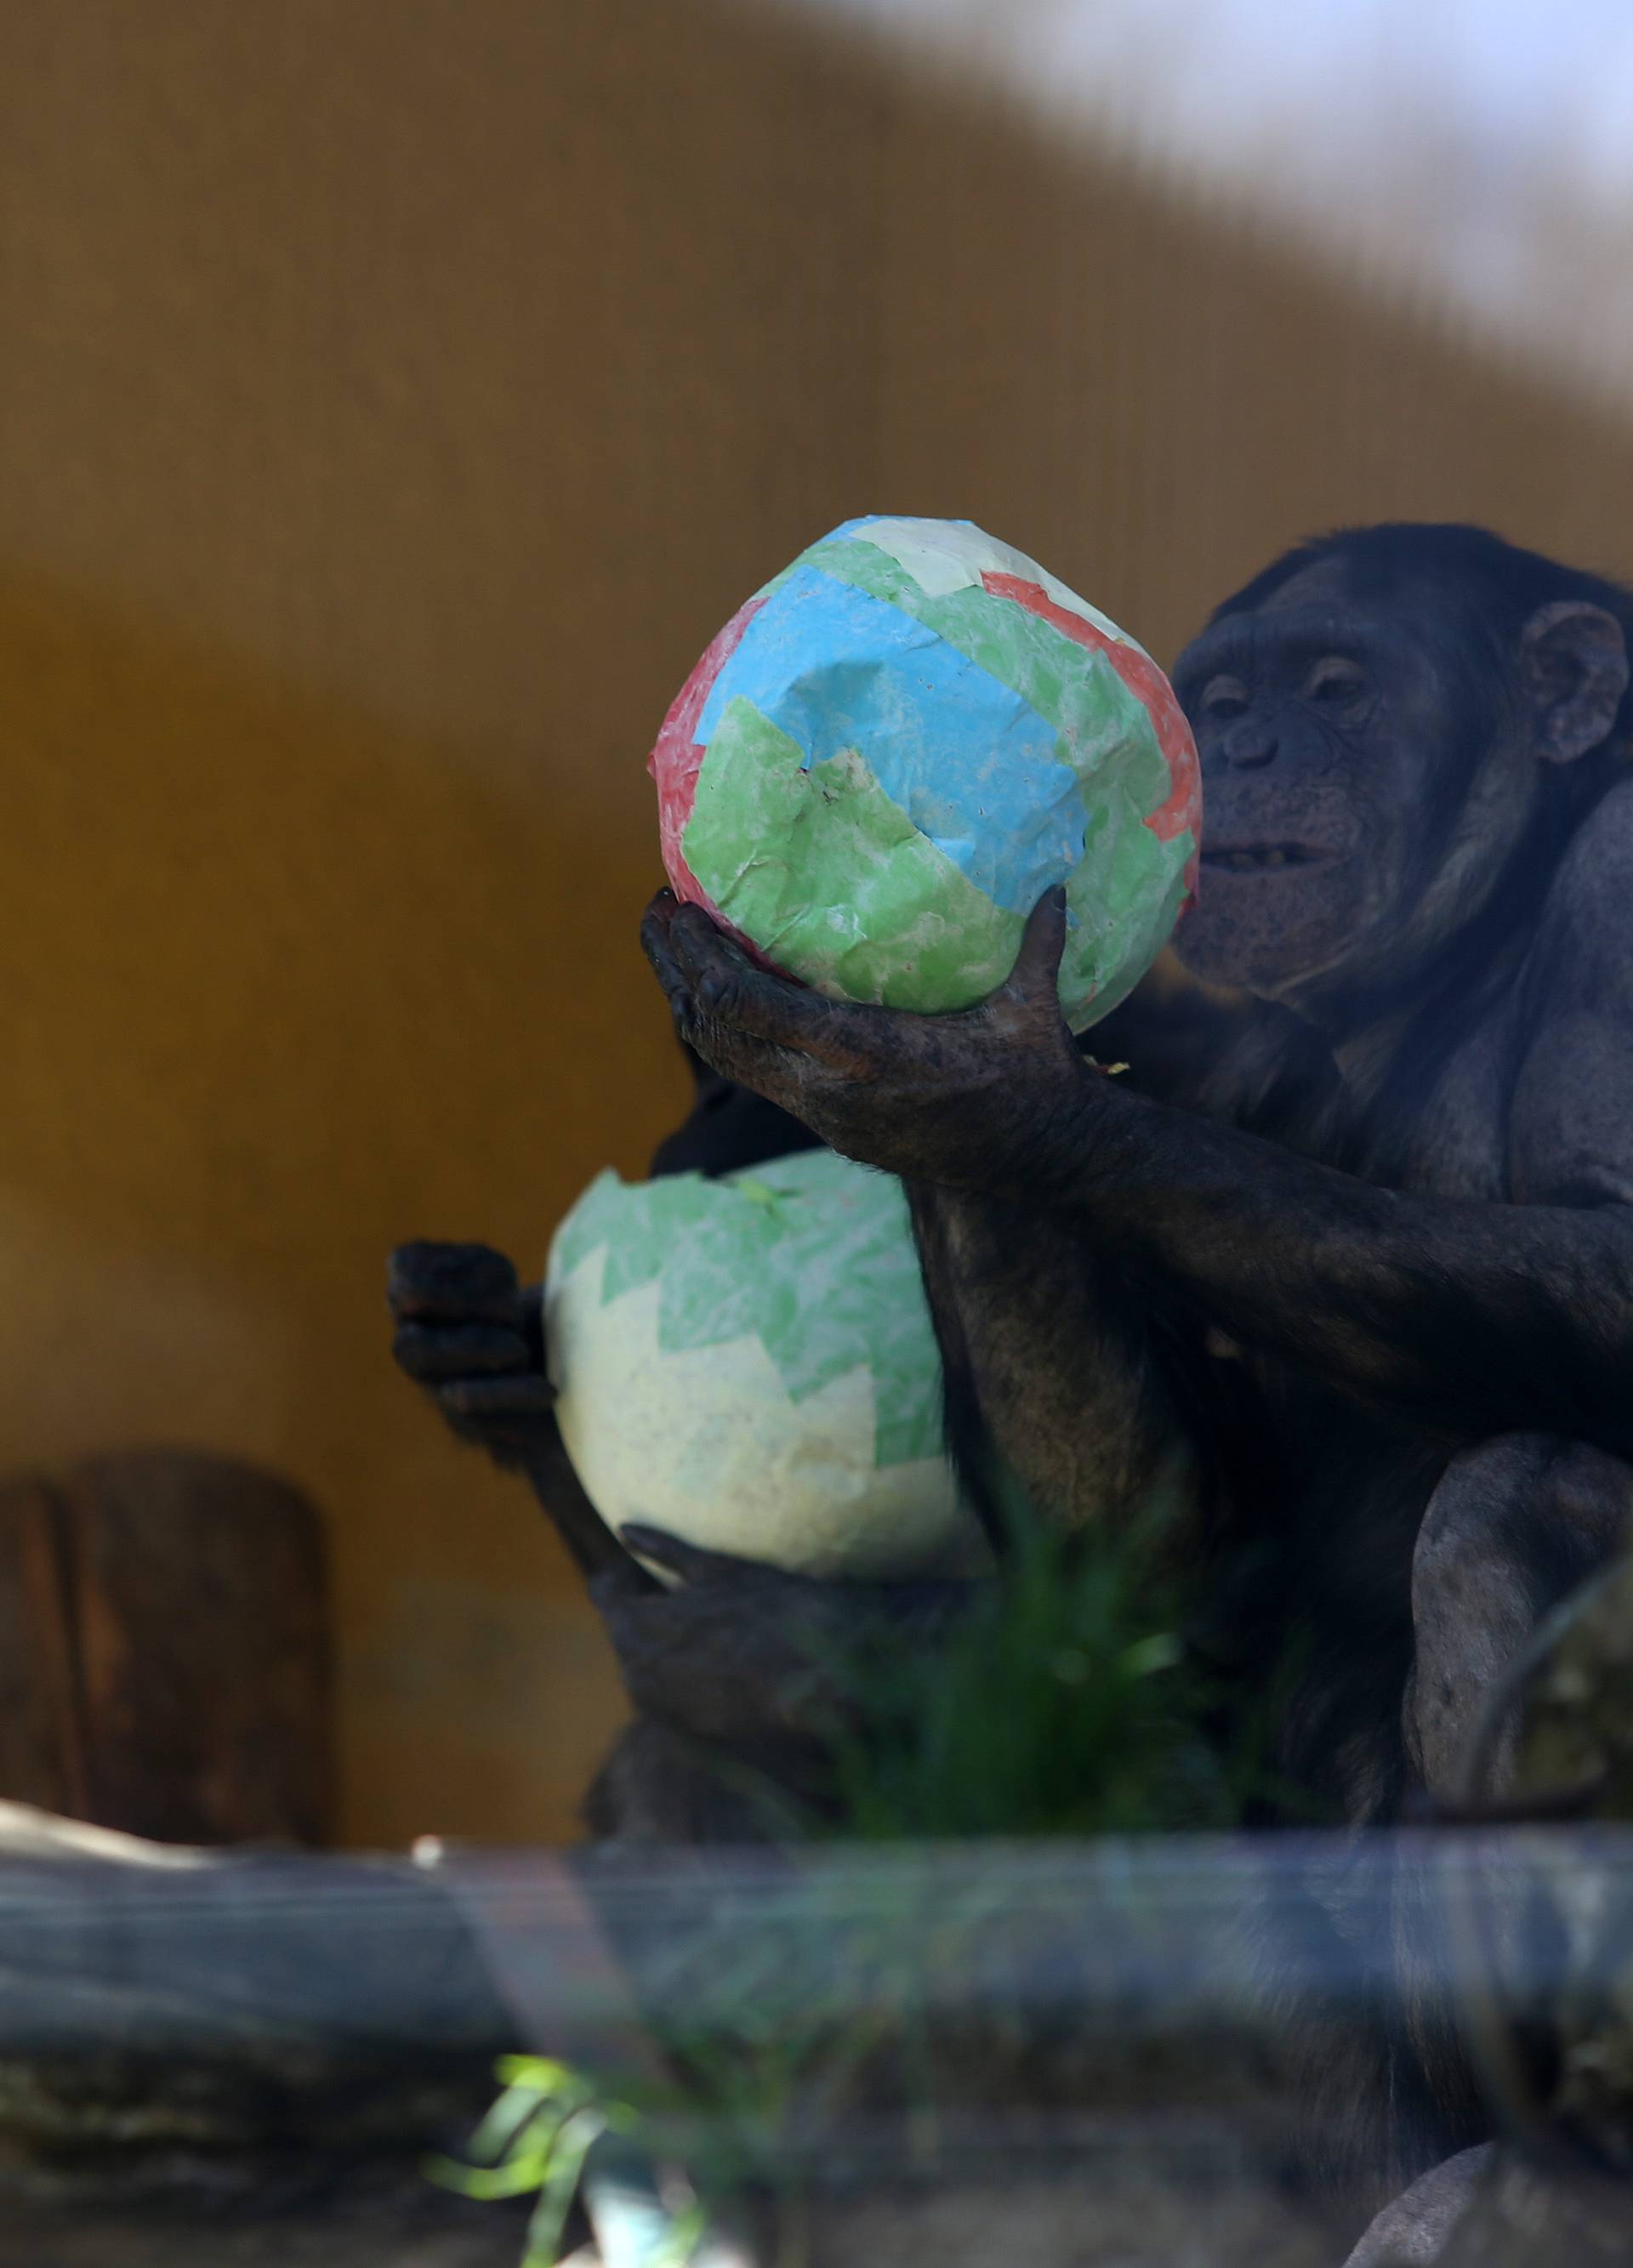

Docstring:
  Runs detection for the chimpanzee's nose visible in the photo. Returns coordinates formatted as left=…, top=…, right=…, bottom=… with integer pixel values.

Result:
left=1221, top=719, right=1278, bottom=770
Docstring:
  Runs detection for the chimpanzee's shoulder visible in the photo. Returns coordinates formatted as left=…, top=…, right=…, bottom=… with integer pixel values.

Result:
left=1531, top=776, right=1633, bottom=995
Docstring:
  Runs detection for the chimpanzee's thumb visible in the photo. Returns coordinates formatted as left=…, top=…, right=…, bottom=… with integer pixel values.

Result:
left=1003, top=885, right=1069, bottom=1009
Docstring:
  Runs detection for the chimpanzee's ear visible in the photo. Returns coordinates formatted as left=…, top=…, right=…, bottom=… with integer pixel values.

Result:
left=1520, top=600, right=1630, bottom=765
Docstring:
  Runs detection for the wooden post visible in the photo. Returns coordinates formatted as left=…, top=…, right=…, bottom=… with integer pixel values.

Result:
left=0, top=1476, right=87, bottom=1819
left=61, top=1451, right=333, bottom=1846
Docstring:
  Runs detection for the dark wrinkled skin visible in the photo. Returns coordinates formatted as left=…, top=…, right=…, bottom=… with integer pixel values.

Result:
left=390, top=526, right=1633, bottom=2239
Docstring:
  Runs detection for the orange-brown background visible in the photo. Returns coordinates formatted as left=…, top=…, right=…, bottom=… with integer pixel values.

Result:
left=3, top=0, right=1632, bottom=1844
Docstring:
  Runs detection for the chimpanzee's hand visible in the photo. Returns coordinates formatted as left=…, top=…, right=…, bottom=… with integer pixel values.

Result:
left=592, top=1525, right=977, bottom=1754
left=640, top=887, right=1099, bottom=1191
left=388, top=1240, right=556, bottom=1466
left=390, top=1240, right=638, bottom=1579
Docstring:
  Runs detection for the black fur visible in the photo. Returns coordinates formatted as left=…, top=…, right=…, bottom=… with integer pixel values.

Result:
left=393, top=526, right=1633, bottom=2235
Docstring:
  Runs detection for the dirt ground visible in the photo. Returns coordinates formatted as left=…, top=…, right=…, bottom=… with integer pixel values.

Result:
left=0, top=2157, right=1349, bottom=2268
left=0, top=2161, right=529, bottom=2268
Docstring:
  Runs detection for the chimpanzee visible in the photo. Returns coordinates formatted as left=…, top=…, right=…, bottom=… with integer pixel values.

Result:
left=390, top=525, right=1633, bottom=2234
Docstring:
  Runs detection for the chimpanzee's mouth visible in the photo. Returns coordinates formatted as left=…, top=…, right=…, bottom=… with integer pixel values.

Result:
left=1199, top=844, right=1335, bottom=873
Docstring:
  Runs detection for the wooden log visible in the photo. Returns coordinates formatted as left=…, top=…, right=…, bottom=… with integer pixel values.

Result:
left=0, top=2180, right=526, bottom=2268
left=4, top=1817, right=1632, bottom=2263
left=60, top=1451, right=333, bottom=1846
left=0, top=1477, right=85, bottom=1818
left=0, top=1803, right=514, bottom=2157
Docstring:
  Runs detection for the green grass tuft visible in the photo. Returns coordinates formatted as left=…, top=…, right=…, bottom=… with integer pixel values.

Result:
left=818, top=1498, right=1255, bottom=1841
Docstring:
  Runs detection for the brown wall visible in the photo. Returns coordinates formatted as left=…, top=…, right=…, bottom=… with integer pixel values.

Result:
left=873, top=88, right=1633, bottom=661
left=3, top=0, right=1631, bottom=1845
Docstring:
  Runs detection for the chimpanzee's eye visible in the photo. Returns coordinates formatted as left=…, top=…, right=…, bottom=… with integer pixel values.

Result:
left=1306, top=657, right=1366, bottom=704
left=1200, top=674, right=1250, bottom=721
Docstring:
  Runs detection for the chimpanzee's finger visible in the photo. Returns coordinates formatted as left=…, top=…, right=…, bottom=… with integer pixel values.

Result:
left=392, top=1322, right=533, bottom=1382
left=639, top=890, right=691, bottom=998
left=388, top=1241, right=521, bottom=1324
left=640, top=897, right=718, bottom=1057
left=437, top=1372, right=558, bottom=1420
left=515, top=1282, right=546, bottom=1367
left=667, top=904, right=871, bottom=1061
left=618, top=1524, right=796, bottom=1589
left=665, top=901, right=782, bottom=1005
left=583, top=1555, right=657, bottom=1607
left=997, top=885, right=1069, bottom=1013
left=646, top=901, right=855, bottom=1100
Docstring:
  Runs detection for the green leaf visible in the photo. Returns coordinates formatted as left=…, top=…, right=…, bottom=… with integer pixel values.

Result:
left=520, top=2108, right=608, bottom=2267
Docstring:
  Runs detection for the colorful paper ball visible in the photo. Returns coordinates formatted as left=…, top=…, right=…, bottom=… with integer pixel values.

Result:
left=544, top=1150, right=988, bottom=1582
left=650, top=516, right=1200, bottom=1031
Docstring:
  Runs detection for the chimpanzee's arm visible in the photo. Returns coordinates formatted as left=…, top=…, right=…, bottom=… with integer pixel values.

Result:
left=1041, top=805, right=1633, bottom=1449
left=1024, top=1071, right=1633, bottom=1452
left=907, top=1181, right=1202, bottom=1543
left=643, top=860, right=1633, bottom=1460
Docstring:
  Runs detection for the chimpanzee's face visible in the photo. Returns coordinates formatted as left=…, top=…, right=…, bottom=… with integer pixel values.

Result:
left=1169, top=557, right=1529, bottom=1007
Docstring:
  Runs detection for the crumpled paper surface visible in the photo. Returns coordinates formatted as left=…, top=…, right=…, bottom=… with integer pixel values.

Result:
left=650, top=516, right=1200, bottom=1031
left=545, top=1150, right=987, bottom=1580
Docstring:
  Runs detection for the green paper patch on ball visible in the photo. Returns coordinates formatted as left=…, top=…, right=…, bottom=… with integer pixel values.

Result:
left=650, top=516, right=1201, bottom=1031
left=545, top=1151, right=988, bottom=1581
